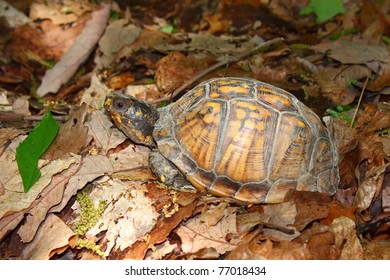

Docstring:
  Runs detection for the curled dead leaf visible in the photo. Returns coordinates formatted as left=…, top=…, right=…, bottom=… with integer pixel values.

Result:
left=330, top=216, right=364, bottom=260
left=353, top=164, right=388, bottom=211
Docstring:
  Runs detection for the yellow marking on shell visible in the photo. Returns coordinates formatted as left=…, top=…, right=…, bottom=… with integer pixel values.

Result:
left=269, top=115, right=308, bottom=180
left=176, top=101, right=221, bottom=171
left=235, top=108, right=246, bottom=120
left=258, top=86, right=274, bottom=93
left=257, top=89, right=293, bottom=110
left=160, top=174, right=166, bottom=182
left=219, top=85, right=250, bottom=95
left=216, top=101, right=271, bottom=182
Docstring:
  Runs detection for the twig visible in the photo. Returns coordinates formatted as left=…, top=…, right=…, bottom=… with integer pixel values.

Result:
left=350, top=69, right=372, bottom=128
left=150, top=37, right=284, bottom=104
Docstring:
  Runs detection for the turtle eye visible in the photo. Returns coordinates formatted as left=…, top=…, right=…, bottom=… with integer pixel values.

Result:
left=113, top=98, right=129, bottom=112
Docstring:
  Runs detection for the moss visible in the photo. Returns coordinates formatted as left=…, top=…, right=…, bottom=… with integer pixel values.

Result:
left=74, top=189, right=106, bottom=236
left=77, top=238, right=105, bottom=258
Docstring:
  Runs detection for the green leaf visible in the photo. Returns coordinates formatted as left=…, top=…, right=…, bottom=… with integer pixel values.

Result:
left=300, top=0, right=345, bottom=23
left=16, top=111, right=60, bottom=192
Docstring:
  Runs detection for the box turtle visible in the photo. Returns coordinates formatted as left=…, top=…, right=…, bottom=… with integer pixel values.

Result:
left=104, top=77, right=339, bottom=204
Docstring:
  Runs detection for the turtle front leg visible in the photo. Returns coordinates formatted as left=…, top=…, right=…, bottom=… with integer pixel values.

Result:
left=149, top=150, right=197, bottom=193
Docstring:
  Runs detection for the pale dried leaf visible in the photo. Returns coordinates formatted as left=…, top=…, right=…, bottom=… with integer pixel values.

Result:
left=0, top=137, right=79, bottom=219
left=144, top=239, right=179, bottom=260
left=0, top=211, right=24, bottom=242
left=176, top=207, right=239, bottom=255
left=226, top=236, right=308, bottom=260
left=36, top=3, right=110, bottom=96
left=0, top=0, right=30, bottom=28
left=125, top=84, right=161, bottom=101
left=122, top=201, right=197, bottom=260
left=108, top=143, right=149, bottom=173
left=79, top=75, right=111, bottom=109
left=327, top=117, right=358, bottom=155
left=12, top=96, right=30, bottom=115
left=30, top=2, right=93, bottom=25
left=311, top=40, right=389, bottom=66
left=200, top=201, right=229, bottom=226
left=43, top=103, right=91, bottom=160
left=78, top=180, right=158, bottom=256
left=383, top=186, right=390, bottom=212
left=21, top=214, right=74, bottom=260
left=49, top=154, right=114, bottom=213
left=0, top=128, right=24, bottom=148
left=382, top=134, right=390, bottom=156
left=330, top=216, right=364, bottom=260
left=260, top=201, right=299, bottom=240
left=364, top=240, right=390, bottom=259
left=87, top=109, right=127, bottom=154
left=17, top=159, right=81, bottom=243
left=353, top=164, right=388, bottom=211
left=95, top=21, right=141, bottom=69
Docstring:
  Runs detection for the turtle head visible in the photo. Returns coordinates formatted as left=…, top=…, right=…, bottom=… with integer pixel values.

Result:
left=104, top=92, right=159, bottom=147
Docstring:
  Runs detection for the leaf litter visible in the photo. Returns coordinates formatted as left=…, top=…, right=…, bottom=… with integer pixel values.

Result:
left=0, top=0, right=390, bottom=260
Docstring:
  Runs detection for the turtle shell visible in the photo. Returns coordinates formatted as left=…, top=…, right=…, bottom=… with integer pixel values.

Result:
left=154, top=77, right=339, bottom=204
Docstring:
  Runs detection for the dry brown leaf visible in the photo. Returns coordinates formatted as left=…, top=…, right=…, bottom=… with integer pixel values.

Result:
left=228, top=223, right=338, bottom=260
left=356, top=104, right=390, bottom=135
left=94, top=21, right=141, bottom=69
left=114, top=28, right=171, bottom=64
left=37, top=3, right=110, bottom=96
left=200, top=201, right=229, bottom=227
left=287, top=191, right=331, bottom=231
left=155, top=51, right=214, bottom=93
left=364, top=240, right=390, bottom=259
left=176, top=206, right=239, bottom=255
left=327, top=117, right=358, bottom=155
left=330, top=216, right=364, bottom=260
left=79, top=75, right=111, bottom=109
left=43, top=103, right=92, bottom=160
left=17, top=160, right=80, bottom=243
left=4, top=19, right=83, bottom=63
left=0, top=211, right=25, bottom=243
left=0, top=138, right=79, bottom=219
left=124, top=84, right=162, bottom=101
left=49, top=154, right=113, bottom=213
left=118, top=200, right=197, bottom=259
left=204, top=12, right=231, bottom=34
left=0, top=1, right=30, bottom=28
left=322, top=203, right=356, bottom=225
left=0, top=127, right=25, bottom=148
left=226, top=234, right=316, bottom=260
left=30, top=1, right=94, bottom=25
left=314, top=65, right=368, bottom=104
left=358, top=134, right=385, bottom=167
left=145, top=239, right=179, bottom=260
left=353, top=164, right=388, bottom=211
left=21, top=214, right=74, bottom=260
left=311, top=40, right=389, bottom=67
left=108, top=143, right=149, bottom=173
left=383, top=185, right=390, bottom=213
left=87, top=109, right=127, bottom=154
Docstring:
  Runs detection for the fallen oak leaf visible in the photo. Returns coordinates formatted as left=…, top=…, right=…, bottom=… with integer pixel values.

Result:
left=353, top=163, right=389, bottom=211
left=21, top=214, right=74, bottom=260
left=43, top=103, right=92, bottom=160
left=113, top=201, right=197, bottom=259
left=17, top=159, right=81, bottom=243
left=330, top=216, right=364, bottom=259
